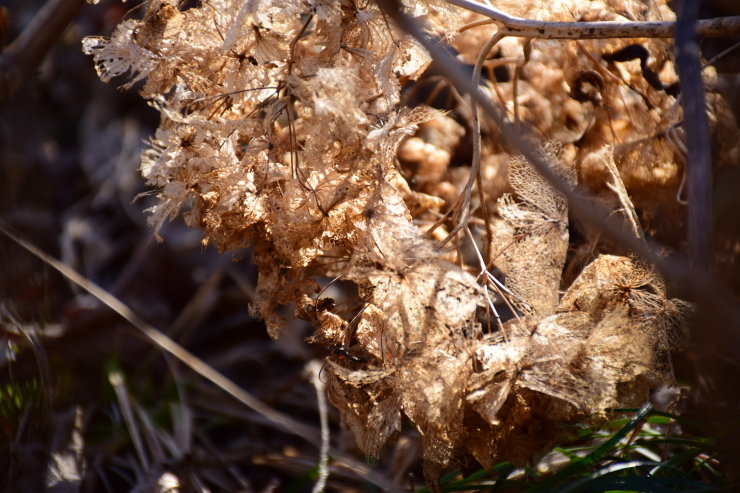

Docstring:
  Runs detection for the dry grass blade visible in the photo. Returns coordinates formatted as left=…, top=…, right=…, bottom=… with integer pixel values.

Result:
left=108, top=370, right=150, bottom=472
left=305, top=360, right=330, bottom=493
left=0, top=220, right=322, bottom=447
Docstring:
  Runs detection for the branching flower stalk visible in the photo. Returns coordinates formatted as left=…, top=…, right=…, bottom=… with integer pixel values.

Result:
left=82, top=0, right=738, bottom=490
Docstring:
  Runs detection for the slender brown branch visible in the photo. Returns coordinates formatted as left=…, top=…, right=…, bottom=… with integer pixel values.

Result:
left=437, top=29, right=506, bottom=249
left=446, top=0, right=740, bottom=39
left=703, top=39, right=740, bottom=68
left=575, top=40, right=622, bottom=85
left=459, top=18, right=495, bottom=33
left=288, top=13, right=313, bottom=76
left=512, top=38, right=532, bottom=133
left=476, top=170, right=493, bottom=264
left=0, top=0, right=86, bottom=104
left=675, top=0, right=715, bottom=275
left=472, top=29, right=504, bottom=265
left=603, top=152, right=645, bottom=242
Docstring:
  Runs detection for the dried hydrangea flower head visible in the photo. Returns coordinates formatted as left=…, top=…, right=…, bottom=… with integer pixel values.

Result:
left=83, top=0, right=708, bottom=489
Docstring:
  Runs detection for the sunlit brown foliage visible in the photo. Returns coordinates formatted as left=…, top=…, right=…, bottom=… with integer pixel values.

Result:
left=83, top=0, right=736, bottom=488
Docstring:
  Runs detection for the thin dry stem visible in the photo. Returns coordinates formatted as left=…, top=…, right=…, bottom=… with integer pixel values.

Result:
left=436, top=29, right=505, bottom=249
left=306, top=360, right=330, bottom=493
left=602, top=148, right=645, bottom=241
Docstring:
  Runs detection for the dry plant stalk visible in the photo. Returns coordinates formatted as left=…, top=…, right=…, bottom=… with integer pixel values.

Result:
left=83, top=0, right=725, bottom=489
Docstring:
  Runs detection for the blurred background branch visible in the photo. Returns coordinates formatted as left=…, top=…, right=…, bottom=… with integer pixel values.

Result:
left=0, top=0, right=85, bottom=104
left=675, top=0, right=716, bottom=275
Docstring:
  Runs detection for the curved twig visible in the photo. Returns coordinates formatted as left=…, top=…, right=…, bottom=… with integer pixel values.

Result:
left=512, top=38, right=532, bottom=132
left=436, top=29, right=507, bottom=249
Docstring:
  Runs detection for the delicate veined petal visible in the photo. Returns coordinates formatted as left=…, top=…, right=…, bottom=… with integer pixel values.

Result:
left=82, top=20, right=158, bottom=85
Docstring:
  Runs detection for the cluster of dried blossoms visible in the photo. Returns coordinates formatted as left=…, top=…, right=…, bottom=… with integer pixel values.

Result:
left=83, top=0, right=733, bottom=488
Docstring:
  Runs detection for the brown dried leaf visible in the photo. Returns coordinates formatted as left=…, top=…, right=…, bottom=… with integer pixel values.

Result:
left=493, top=144, right=575, bottom=315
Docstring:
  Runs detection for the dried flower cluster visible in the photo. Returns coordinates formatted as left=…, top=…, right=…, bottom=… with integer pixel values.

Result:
left=83, top=0, right=731, bottom=488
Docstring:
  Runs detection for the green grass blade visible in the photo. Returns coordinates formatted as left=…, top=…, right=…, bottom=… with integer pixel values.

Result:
left=528, top=402, right=654, bottom=491
left=614, top=408, right=714, bottom=435
left=554, top=475, right=729, bottom=493
left=557, top=461, right=663, bottom=493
